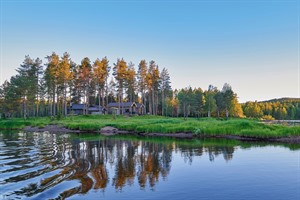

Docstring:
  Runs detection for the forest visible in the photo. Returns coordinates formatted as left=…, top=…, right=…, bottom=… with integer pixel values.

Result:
left=0, top=53, right=299, bottom=120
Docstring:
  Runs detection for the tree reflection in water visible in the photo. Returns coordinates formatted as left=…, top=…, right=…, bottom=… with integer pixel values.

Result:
left=0, top=133, right=237, bottom=199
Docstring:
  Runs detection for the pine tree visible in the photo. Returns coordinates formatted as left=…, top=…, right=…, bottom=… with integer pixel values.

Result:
left=160, top=68, right=171, bottom=116
left=137, top=60, right=148, bottom=107
left=45, top=52, right=60, bottom=116
left=57, top=52, right=73, bottom=116
left=94, top=57, right=110, bottom=112
left=222, top=83, right=234, bottom=119
left=79, top=57, right=93, bottom=114
left=113, top=58, right=128, bottom=114
left=193, top=87, right=204, bottom=118
left=204, top=85, right=217, bottom=117
left=146, top=61, right=160, bottom=115
left=125, top=62, right=136, bottom=102
left=16, top=56, right=43, bottom=118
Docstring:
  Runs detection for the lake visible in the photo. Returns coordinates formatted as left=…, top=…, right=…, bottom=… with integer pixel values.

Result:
left=0, top=132, right=299, bottom=200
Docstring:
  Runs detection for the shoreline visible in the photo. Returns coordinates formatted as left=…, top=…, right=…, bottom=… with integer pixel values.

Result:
left=21, top=125, right=300, bottom=144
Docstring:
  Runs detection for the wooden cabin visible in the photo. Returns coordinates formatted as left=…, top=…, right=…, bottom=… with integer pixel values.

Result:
left=69, top=104, right=104, bottom=115
left=107, top=102, right=145, bottom=115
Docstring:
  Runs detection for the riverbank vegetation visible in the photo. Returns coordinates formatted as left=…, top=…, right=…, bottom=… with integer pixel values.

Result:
left=0, top=115, right=299, bottom=139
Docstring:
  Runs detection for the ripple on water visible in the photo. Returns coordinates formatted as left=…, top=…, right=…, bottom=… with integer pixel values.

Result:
left=0, top=132, right=299, bottom=200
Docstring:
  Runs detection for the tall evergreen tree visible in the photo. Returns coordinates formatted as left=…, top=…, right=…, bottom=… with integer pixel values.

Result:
left=45, top=52, right=60, bottom=116
left=137, top=60, right=148, bottom=107
left=57, top=52, right=73, bottom=116
left=160, top=68, right=171, bottom=116
left=94, top=57, right=110, bottom=111
left=204, top=85, right=217, bottom=117
left=193, top=87, right=204, bottom=118
left=16, top=56, right=43, bottom=118
left=125, top=62, right=136, bottom=102
left=222, top=83, right=234, bottom=119
left=113, top=58, right=128, bottom=114
left=215, top=91, right=224, bottom=118
left=70, top=63, right=81, bottom=104
left=146, top=61, right=160, bottom=115
left=79, top=57, right=93, bottom=114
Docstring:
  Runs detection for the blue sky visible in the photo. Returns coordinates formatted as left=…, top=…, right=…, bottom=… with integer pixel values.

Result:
left=1, top=0, right=299, bottom=102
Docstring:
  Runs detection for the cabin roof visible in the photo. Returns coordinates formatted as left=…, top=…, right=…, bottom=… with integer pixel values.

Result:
left=70, top=104, right=86, bottom=110
left=88, top=107, right=99, bottom=111
left=108, top=102, right=136, bottom=108
left=88, top=105, right=103, bottom=111
left=70, top=104, right=103, bottom=111
left=136, top=103, right=145, bottom=108
left=107, top=102, right=145, bottom=108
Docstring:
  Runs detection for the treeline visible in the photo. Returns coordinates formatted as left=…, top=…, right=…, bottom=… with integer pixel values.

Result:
left=0, top=53, right=172, bottom=118
left=0, top=53, right=245, bottom=119
left=173, top=84, right=244, bottom=118
left=242, top=98, right=300, bottom=120
left=1, top=53, right=298, bottom=120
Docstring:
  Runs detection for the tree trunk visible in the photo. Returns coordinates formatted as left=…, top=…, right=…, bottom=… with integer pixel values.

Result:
left=208, top=100, right=211, bottom=117
left=142, top=90, right=144, bottom=105
left=36, top=95, right=39, bottom=117
left=102, top=88, right=105, bottom=111
left=165, top=101, right=168, bottom=117
left=118, top=82, right=121, bottom=115
left=56, top=92, right=59, bottom=116
left=120, top=87, right=122, bottom=115
left=49, top=97, right=52, bottom=116
left=144, top=92, right=147, bottom=114
left=64, top=86, right=67, bottom=116
left=152, top=87, right=155, bottom=115
left=148, top=90, right=152, bottom=115
left=86, top=91, right=89, bottom=115
left=99, top=88, right=101, bottom=114
left=52, top=87, right=56, bottom=116
left=183, top=102, right=186, bottom=119
left=162, top=89, right=165, bottom=116
left=156, top=91, right=159, bottom=115
left=23, top=96, right=27, bottom=120
left=162, top=90, right=164, bottom=116
left=84, top=88, right=87, bottom=115
left=226, top=108, right=229, bottom=119
left=132, top=87, right=134, bottom=103
left=105, top=80, right=108, bottom=112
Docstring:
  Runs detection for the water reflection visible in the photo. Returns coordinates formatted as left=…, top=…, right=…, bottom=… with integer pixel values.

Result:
left=0, top=132, right=298, bottom=199
left=69, top=139, right=173, bottom=192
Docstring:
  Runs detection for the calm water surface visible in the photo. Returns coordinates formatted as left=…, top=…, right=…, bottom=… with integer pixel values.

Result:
left=0, top=132, right=299, bottom=200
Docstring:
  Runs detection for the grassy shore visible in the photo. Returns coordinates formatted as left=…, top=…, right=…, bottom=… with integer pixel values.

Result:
left=0, top=115, right=300, bottom=139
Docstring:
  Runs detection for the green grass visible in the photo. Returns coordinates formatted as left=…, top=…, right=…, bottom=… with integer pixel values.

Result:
left=0, top=115, right=299, bottom=138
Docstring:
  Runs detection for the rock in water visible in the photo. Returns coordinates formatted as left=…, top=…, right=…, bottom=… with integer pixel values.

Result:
left=100, top=126, right=118, bottom=135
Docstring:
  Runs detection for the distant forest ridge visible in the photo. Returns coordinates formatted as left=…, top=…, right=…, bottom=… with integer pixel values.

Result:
left=241, top=98, right=300, bottom=120
left=0, top=53, right=299, bottom=120
left=258, top=98, right=300, bottom=103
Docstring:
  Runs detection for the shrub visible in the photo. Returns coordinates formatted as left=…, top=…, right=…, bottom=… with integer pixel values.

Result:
left=261, top=115, right=275, bottom=120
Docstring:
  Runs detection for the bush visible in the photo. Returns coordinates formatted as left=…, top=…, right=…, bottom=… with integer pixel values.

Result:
left=261, top=115, right=275, bottom=121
